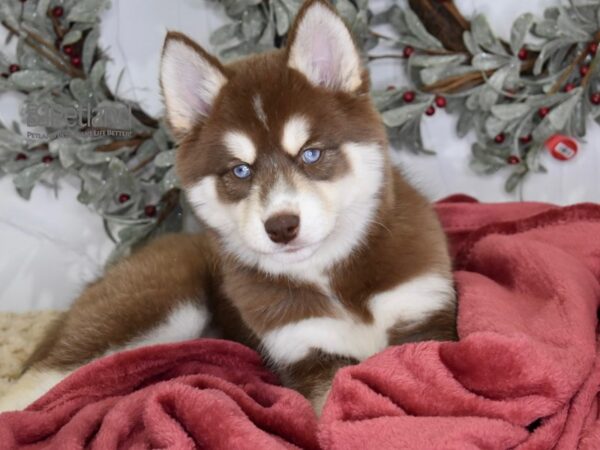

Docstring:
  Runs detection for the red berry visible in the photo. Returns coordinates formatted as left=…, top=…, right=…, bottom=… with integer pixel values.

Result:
left=144, top=205, right=157, bottom=217
left=403, top=46, right=415, bottom=58
left=519, top=135, right=533, bottom=144
left=15, top=153, right=28, bottom=161
left=51, top=6, right=64, bottom=17
left=118, top=193, right=130, bottom=203
left=507, top=155, right=521, bottom=165
left=564, top=83, right=576, bottom=92
left=434, top=95, right=447, bottom=108
left=517, top=48, right=528, bottom=61
left=591, top=92, right=600, bottom=105
left=63, top=45, right=74, bottom=56
left=494, top=133, right=505, bottom=144
left=9, top=64, right=20, bottom=73
left=425, top=106, right=435, bottom=116
left=386, top=85, right=395, bottom=91
left=589, top=42, right=598, bottom=55
left=42, top=155, right=54, bottom=164
left=580, top=65, right=590, bottom=77
left=71, top=56, right=81, bottom=68
left=402, top=91, right=416, bottom=103
left=1, top=73, right=8, bottom=78
left=538, top=107, right=550, bottom=118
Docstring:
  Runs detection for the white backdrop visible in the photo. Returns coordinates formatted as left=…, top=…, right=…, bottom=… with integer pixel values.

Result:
left=0, top=0, right=598, bottom=312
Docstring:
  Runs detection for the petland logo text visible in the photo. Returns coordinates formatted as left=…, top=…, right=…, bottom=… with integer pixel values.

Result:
left=25, top=102, right=133, bottom=139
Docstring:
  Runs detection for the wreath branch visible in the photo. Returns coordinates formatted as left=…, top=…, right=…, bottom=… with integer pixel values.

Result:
left=1, top=21, right=84, bottom=78
left=550, top=31, right=600, bottom=93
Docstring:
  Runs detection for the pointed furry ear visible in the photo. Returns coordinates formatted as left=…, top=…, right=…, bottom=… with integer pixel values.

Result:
left=160, top=32, right=227, bottom=138
left=286, top=0, right=364, bottom=93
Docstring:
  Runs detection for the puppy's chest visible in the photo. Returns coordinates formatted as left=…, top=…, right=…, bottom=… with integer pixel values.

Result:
left=233, top=271, right=453, bottom=366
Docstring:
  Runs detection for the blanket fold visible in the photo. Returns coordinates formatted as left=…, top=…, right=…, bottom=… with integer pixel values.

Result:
left=2, top=196, right=599, bottom=449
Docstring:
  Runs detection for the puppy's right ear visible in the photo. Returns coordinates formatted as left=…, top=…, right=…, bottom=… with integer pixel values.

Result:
left=160, top=32, right=227, bottom=139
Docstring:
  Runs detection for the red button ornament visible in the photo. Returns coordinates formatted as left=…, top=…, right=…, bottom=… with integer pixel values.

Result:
left=545, top=135, right=578, bottom=161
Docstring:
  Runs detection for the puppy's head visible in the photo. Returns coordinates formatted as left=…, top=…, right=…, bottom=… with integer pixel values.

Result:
left=160, top=0, right=389, bottom=276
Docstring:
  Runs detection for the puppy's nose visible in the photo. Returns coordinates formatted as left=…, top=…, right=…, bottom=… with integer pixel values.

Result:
left=264, top=214, right=300, bottom=244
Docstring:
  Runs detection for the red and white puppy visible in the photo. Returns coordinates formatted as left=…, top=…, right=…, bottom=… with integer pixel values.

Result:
left=0, top=0, right=456, bottom=414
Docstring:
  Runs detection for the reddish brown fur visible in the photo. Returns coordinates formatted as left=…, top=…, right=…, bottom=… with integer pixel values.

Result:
left=24, top=0, right=456, bottom=412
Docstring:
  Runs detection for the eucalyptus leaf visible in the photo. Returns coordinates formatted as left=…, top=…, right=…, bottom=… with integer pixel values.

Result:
left=510, top=13, right=534, bottom=54
left=67, top=0, right=109, bottom=23
left=82, top=28, right=100, bottom=73
left=463, top=31, right=481, bottom=55
left=403, top=8, right=443, bottom=50
left=154, top=150, right=176, bottom=168
left=13, top=163, right=49, bottom=190
left=491, top=103, right=531, bottom=120
left=210, top=22, right=241, bottom=46
left=556, top=7, right=591, bottom=40
left=381, top=103, right=429, bottom=127
left=273, top=0, right=290, bottom=36
left=534, top=20, right=560, bottom=39
left=62, top=30, right=83, bottom=46
left=241, top=8, right=265, bottom=41
left=160, top=166, right=180, bottom=191
left=457, top=109, right=475, bottom=138
left=505, top=168, right=528, bottom=192
left=0, top=129, right=26, bottom=151
left=533, top=38, right=573, bottom=76
left=472, top=53, right=510, bottom=70
left=485, top=116, right=509, bottom=137
left=10, top=70, right=63, bottom=91
left=471, top=15, right=508, bottom=56
left=547, top=90, right=582, bottom=129
left=0, top=2, right=19, bottom=29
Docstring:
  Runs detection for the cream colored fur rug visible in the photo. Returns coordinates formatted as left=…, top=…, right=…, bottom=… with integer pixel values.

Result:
left=0, top=311, right=61, bottom=398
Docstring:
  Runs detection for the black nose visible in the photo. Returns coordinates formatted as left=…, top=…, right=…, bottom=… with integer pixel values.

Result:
left=264, top=214, right=300, bottom=244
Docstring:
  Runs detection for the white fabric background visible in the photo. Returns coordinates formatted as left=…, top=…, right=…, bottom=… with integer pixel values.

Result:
left=0, top=0, right=598, bottom=312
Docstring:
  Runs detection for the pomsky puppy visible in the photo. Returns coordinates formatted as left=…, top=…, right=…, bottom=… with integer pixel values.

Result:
left=0, top=0, right=456, bottom=414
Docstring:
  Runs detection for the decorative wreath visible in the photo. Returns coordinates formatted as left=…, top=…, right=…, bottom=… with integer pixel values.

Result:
left=0, top=0, right=598, bottom=258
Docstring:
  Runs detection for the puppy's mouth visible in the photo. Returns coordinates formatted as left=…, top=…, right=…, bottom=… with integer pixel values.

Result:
left=265, top=241, right=321, bottom=262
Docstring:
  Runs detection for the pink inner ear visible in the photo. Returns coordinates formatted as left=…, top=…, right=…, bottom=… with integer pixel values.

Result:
left=308, top=30, right=341, bottom=88
left=179, top=66, right=213, bottom=118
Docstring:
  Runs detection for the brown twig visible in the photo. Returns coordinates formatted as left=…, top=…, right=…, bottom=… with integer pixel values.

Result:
left=369, top=54, right=404, bottom=61
left=582, top=53, right=600, bottom=88
left=422, top=69, right=493, bottom=93
left=156, top=188, right=181, bottom=226
left=422, top=54, right=536, bottom=94
left=95, top=137, right=148, bottom=153
left=370, top=30, right=394, bottom=41
left=48, top=10, right=67, bottom=40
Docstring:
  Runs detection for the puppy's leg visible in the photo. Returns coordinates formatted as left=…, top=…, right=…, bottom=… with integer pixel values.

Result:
left=277, top=351, right=358, bottom=416
left=0, top=233, right=218, bottom=413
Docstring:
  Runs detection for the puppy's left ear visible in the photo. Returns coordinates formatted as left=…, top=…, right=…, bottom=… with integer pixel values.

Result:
left=286, top=0, right=366, bottom=93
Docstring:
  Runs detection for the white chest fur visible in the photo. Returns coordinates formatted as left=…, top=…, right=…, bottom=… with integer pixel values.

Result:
left=261, top=272, right=454, bottom=365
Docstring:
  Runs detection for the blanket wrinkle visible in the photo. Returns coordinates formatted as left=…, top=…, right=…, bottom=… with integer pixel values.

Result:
left=1, top=197, right=600, bottom=450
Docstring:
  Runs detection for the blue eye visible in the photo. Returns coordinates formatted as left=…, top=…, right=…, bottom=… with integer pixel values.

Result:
left=301, top=148, right=321, bottom=164
left=232, top=164, right=251, bottom=179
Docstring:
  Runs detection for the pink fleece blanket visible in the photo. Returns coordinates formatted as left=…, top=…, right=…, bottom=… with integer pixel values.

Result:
left=2, top=196, right=600, bottom=449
